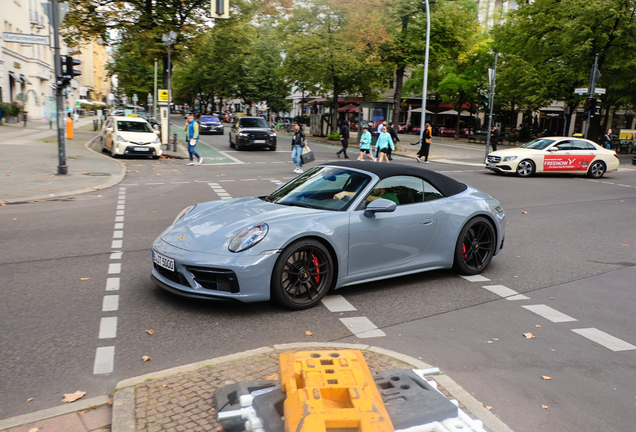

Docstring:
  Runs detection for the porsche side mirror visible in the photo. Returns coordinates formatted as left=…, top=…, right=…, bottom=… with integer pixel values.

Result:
left=364, top=199, right=397, bottom=218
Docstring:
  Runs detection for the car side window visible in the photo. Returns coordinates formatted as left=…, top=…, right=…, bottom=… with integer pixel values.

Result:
left=423, top=181, right=444, bottom=202
left=554, top=140, right=571, bottom=151
left=364, top=176, right=424, bottom=208
left=572, top=139, right=595, bottom=150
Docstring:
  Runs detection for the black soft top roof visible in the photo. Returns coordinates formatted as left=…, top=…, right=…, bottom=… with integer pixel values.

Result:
left=320, top=161, right=468, bottom=197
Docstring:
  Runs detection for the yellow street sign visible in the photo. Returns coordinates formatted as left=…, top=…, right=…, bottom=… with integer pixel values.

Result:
left=158, top=90, right=169, bottom=102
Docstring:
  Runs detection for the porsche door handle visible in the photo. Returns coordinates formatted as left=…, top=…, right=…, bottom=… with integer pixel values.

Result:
left=420, top=219, right=434, bottom=225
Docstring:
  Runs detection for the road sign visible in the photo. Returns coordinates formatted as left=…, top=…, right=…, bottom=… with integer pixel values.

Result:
left=158, top=89, right=169, bottom=103
left=595, top=88, right=606, bottom=95
left=574, top=88, right=588, bottom=95
left=132, top=94, right=138, bottom=102
left=3, top=32, right=48, bottom=45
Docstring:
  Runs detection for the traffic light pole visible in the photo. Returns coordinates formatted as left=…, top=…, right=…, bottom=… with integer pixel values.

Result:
left=485, top=54, right=498, bottom=159
left=51, top=0, right=67, bottom=175
left=584, top=54, right=599, bottom=140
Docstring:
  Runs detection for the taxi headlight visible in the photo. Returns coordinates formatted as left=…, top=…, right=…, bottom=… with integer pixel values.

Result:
left=229, top=224, right=268, bottom=253
left=116, top=135, right=128, bottom=143
left=172, top=205, right=196, bottom=225
left=503, top=156, right=517, bottom=162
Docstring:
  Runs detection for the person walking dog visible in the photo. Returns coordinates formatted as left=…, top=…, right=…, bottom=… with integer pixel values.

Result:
left=185, top=114, right=203, bottom=165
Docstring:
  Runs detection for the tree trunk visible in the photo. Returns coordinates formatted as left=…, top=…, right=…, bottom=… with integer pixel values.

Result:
left=392, top=65, right=405, bottom=128
left=332, top=77, right=340, bottom=135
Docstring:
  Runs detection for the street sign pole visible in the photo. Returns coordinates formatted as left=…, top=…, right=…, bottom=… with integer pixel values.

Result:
left=51, top=0, right=67, bottom=175
left=584, top=54, right=599, bottom=139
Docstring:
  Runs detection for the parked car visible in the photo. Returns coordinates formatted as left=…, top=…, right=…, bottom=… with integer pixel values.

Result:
left=151, top=161, right=505, bottom=309
left=100, top=116, right=162, bottom=159
left=486, top=137, right=619, bottom=178
left=229, top=116, right=277, bottom=151
left=200, top=116, right=224, bottom=135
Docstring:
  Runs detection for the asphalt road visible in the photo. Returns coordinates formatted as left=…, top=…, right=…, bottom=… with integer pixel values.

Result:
left=1, top=122, right=635, bottom=431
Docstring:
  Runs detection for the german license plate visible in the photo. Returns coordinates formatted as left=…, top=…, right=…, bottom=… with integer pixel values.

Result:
left=254, top=140, right=266, bottom=144
left=153, top=250, right=175, bottom=271
left=135, top=147, right=150, bottom=151
left=487, top=163, right=496, bottom=168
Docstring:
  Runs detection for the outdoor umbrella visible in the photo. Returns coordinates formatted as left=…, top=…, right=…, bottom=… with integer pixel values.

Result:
left=338, top=103, right=359, bottom=113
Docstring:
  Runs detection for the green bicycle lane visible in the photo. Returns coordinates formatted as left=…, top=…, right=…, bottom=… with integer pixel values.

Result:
left=170, top=123, right=239, bottom=164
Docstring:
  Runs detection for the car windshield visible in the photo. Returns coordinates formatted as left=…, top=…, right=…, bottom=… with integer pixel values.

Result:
left=240, top=118, right=269, bottom=128
left=201, top=116, right=220, bottom=123
left=521, top=138, right=556, bottom=150
left=263, top=167, right=371, bottom=211
left=117, top=121, right=152, bottom=133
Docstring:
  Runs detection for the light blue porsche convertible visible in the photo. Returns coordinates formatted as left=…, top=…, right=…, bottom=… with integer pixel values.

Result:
left=151, top=161, right=506, bottom=309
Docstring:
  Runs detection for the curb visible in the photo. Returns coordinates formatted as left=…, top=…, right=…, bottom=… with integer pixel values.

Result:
left=0, top=396, right=110, bottom=431
left=112, top=343, right=514, bottom=432
left=0, top=135, right=127, bottom=204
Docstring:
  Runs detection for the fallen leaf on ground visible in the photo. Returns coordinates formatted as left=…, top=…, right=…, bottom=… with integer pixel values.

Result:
left=62, top=391, right=86, bottom=403
left=486, top=406, right=492, bottom=410
left=542, top=376, right=552, bottom=380
left=162, top=384, right=169, bottom=388
left=487, top=341, right=493, bottom=344
left=541, top=404, right=548, bottom=409
left=536, top=325, right=541, bottom=328
left=550, top=297, right=554, bottom=300
left=157, top=174, right=161, bottom=176
left=551, top=348, right=556, bottom=351
left=348, top=325, right=353, bottom=328
left=27, top=398, right=34, bottom=401
left=194, top=180, right=199, bottom=183
left=623, top=244, right=630, bottom=246
left=522, top=211, right=528, bottom=214
left=265, top=373, right=279, bottom=380
left=80, top=278, right=90, bottom=281
left=108, top=397, right=113, bottom=405
left=339, top=313, right=343, bottom=317
left=0, top=203, right=5, bottom=206
left=29, top=428, right=39, bottom=432
left=177, top=236, right=184, bottom=241
left=523, top=332, right=536, bottom=339
left=304, top=331, right=313, bottom=336
left=96, top=195, right=102, bottom=197
left=146, top=329, right=154, bottom=335
left=492, top=338, right=499, bottom=341
left=142, top=356, right=151, bottom=362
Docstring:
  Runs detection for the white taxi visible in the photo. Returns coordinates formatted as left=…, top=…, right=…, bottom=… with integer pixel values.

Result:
left=100, top=116, right=162, bottom=158
left=486, top=137, right=619, bottom=178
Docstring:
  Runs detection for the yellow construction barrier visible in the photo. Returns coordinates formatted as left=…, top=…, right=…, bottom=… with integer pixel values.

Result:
left=66, top=117, right=73, bottom=139
left=279, top=350, right=394, bottom=432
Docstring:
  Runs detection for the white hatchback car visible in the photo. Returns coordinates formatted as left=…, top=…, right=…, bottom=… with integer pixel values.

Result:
left=486, top=137, right=619, bottom=178
left=101, top=116, right=162, bottom=158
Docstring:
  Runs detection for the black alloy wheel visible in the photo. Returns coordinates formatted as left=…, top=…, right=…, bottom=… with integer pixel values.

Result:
left=453, top=216, right=495, bottom=275
left=272, top=239, right=334, bottom=310
left=587, top=161, right=606, bottom=178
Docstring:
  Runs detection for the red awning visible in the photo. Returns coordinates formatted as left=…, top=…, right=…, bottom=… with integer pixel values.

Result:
left=338, top=104, right=359, bottom=113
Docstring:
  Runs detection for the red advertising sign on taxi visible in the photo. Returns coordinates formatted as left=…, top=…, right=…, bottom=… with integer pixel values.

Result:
left=543, top=155, right=596, bottom=171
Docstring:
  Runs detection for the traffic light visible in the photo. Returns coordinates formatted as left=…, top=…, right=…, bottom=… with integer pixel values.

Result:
left=483, top=94, right=490, bottom=108
left=63, top=55, right=82, bottom=79
left=57, top=55, right=81, bottom=88
left=584, top=97, right=595, bottom=112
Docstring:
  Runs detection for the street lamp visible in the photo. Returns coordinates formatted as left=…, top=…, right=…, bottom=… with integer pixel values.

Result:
left=162, top=31, right=177, bottom=113
left=418, top=0, right=431, bottom=146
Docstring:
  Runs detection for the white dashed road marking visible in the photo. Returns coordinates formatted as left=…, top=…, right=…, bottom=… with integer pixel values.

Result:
left=93, top=347, right=115, bottom=374
left=340, top=317, right=386, bottom=338
left=108, top=263, right=121, bottom=274
left=110, top=252, right=123, bottom=260
left=102, top=295, right=119, bottom=312
left=460, top=275, right=491, bottom=282
left=572, top=328, right=636, bottom=351
left=321, top=295, right=357, bottom=312
left=98, top=317, right=118, bottom=339
left=482, top=285, right=530, bottom=300
left=522, top=304, right=577, bottom=323
left=106, top=278, right=120, bottom=291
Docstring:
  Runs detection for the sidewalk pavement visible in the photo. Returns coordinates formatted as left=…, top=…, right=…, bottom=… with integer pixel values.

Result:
left=0, top=117, right=188, bottom=204
left=0, top=343, right=514, bottom=432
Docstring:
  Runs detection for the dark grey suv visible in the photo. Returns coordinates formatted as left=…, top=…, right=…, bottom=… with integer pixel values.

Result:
left=229, top=117, right=277, bottom=151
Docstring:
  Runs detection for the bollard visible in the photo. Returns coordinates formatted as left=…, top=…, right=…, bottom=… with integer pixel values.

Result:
left=173, top=133, right=177, bottom=152
left=23, top=112, right=27, bottom=127
left=50, top=120, right=52, bottom=129
left=93, top=119, right=98, bottom=131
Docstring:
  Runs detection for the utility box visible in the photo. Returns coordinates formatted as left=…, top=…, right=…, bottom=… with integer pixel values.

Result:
left=160, top=105, right=169, bottom=145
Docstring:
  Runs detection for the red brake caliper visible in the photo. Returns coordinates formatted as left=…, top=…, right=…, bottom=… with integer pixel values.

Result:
left=311, top=254, right=320, bottom=283
left=462, top=244, right=468, bottom=260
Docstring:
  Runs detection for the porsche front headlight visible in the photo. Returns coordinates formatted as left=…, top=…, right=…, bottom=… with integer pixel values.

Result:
left=172, top=205, right=196, bottom=225
left=229, top=224, right=268, bottom=253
